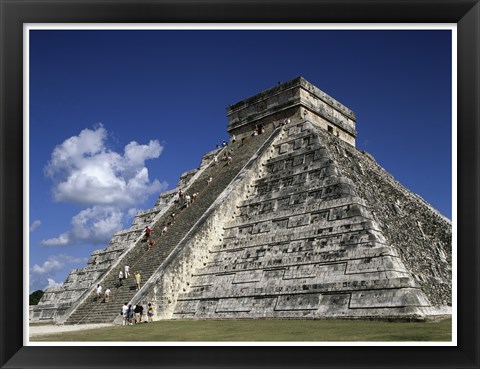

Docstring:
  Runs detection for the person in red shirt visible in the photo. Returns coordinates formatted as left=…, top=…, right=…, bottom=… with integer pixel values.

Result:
left=145, top=226, right=151, bottom=239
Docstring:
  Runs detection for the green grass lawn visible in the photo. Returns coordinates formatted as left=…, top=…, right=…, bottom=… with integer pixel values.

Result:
left=30, top=318, right=452, bottom=342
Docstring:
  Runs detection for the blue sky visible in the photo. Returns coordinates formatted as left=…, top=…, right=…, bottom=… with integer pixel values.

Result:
left=28, top=28, right=453, bottom=292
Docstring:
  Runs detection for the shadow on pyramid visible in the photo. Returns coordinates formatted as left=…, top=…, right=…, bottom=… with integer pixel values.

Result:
left=31, top=77, right=451, bottom=324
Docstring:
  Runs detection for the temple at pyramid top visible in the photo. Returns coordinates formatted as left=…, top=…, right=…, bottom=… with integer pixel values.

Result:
left=227, top=77, right=357, bottom=146
left=31, top=78, right=451, bottom=326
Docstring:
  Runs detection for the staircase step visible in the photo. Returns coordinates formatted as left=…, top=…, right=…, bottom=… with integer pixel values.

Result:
left=65, top=132, right=273, bottom=324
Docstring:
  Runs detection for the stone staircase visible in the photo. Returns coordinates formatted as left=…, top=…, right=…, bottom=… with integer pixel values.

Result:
left=169, top=121, right=433, bottom=320
left=64, top=129, right=276, bottom=324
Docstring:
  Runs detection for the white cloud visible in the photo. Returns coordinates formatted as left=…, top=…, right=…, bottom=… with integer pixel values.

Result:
left=41, top=232, right=70, bottom=246
left=127, top=208, right=138, bottom=217
left=32, top=254, right=82, bottom=274
left=45, top=125, right=166, bottom=207
left=42, top=125, right=167, bottom=247
left=71, top=206, right=124, bottom=244
left=42, top=206, right=125, bottom=246
left=45, top=278, right=63, bottom=290
left=123, top=140, right=164, bottom=178
left=30, top=254, right=84, bottom=291
left=44, top=125, right=107, bottom=179
left=30, top=220, right=42, bottom=232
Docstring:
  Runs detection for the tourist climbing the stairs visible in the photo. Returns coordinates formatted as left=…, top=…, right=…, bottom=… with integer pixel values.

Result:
left=95, top=284, right=103, bottom=301
left=185, top=194, right=191, bottom=208
left=118, top=270, right=124, bottom=287
left=135, top=272, right=141, bottom=290
left=124, top=264, right=130, bottom=279
left=192, top=192, right=198, bottom=203
left=145, top=226, right=151, bottom=239
left=104, top=287, right=111, bottom=302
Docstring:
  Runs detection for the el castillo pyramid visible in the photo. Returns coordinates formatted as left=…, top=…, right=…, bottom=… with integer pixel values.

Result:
left=30, top=77, right=452, bottom=324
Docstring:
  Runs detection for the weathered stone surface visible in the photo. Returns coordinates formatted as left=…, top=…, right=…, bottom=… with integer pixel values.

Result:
left=30, top=146, right=222, bottom=323
left=227, top=76, right=357, bottom=146
left=168, top=120, right=451, bottom=320
left=31, top=77, right=451, bottom=324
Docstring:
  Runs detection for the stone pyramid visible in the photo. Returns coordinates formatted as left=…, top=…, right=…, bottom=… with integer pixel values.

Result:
left=30, top=77, right=451, bottom=324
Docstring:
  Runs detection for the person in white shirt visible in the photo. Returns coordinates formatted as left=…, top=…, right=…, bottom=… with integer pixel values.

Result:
left=118, top=270, right=124, bottom=287
left=121, top=303, right=129, bottom=325
left=105, top=288, right=111, bottom=302
left=124, top=265, right=130, bottom=279
left=96, top=284, right=103, bottom=301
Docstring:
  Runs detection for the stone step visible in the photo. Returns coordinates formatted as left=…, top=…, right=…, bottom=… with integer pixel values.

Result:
left=65, top=131, right=273, bottom=324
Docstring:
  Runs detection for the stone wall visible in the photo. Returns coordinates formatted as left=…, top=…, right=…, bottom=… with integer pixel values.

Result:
left=226, top=77, right=357, bottom=146
left=122, top=129, right=280, bottom=321
left=315, top=125, right=452, bottom=307
left=169, top=120, right=450, bottom=320
left=31, top=145, right=240, bottom=324
left=30, top=234, right=133, bottom=322
left=31, top=154, right=207, bottom=323
left=299, top=106, right=356, bottom=147
left=32, top=239, right=134, bottom=321
left=31, top=79, right=450, bottom=324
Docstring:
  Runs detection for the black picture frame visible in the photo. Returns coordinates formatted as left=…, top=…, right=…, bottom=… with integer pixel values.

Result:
left=1, top=1, right=478, bottom=368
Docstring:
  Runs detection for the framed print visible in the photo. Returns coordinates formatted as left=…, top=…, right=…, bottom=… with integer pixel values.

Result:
left=1, top=1, right=479, bottom=368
